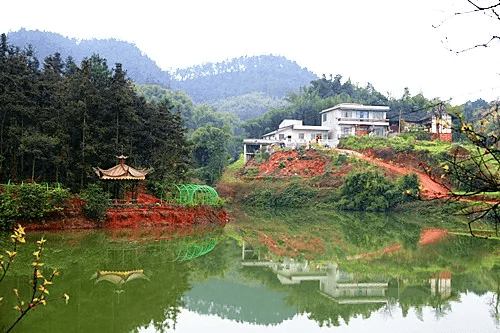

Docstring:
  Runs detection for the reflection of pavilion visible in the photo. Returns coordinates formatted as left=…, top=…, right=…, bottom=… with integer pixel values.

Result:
left=92, top=269, right=149, bottom=285
left=91, top=247, right=149, bottom=291
left=241, top=245, right=389, bottom=304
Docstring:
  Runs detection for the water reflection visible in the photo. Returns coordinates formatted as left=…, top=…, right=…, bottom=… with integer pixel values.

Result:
left=1, top=228, right=500, bottom=332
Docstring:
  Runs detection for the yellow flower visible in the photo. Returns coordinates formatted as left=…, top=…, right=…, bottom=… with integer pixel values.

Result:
left=16, top=224, right=25, bottom=235
left=63, top=293, right=69, bottom=304
left=38, top=286, right=49, bottom=295
left=43, top=279, right=53, bottom=286
left=6, top=251, right=16, bottom=258
left=13, top=289, right=19, bottom=297
left=33, top=250, right=40, bottom=260
left=40, top=299, right=46, bottom=306
left=36, top=237, right=46, bottom=246
left=32, top=262, right=44, bottom=267
left=52, top=269, right=59, bottom=276
left=14, top=305, right=21, bottom=311
left=36, top=270, right=44, bottom=278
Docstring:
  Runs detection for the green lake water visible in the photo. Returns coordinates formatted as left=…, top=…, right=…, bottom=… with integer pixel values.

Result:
left=1, top=210, right=500, bottom=333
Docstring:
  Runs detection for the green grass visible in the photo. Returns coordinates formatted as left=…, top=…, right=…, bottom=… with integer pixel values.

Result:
left=226, top=153, right=245, bottom=172
left=414, top=139, right=454, bottom=154
left=451, top=191, right=500, bottom=199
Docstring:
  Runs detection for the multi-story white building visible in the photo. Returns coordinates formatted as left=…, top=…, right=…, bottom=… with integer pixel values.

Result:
left=320, top=103, right=390, bottom=141
left=243, top=103, right=390, bottom=162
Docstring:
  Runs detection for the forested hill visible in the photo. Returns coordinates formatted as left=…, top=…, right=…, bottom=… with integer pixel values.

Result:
left=173, top=55, right=318, bottom=102
left=6, top=29, right=318, bottom=102
left=6, top=29, right=172, bottom=85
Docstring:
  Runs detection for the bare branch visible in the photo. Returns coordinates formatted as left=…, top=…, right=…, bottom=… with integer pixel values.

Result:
left=457, top=36, right=500, bottom=53
left=466, top=0, right=500, bottom=12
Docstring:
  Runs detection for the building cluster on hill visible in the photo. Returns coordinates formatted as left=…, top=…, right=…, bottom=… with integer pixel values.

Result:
left=244, top=103, right=452, bottom=162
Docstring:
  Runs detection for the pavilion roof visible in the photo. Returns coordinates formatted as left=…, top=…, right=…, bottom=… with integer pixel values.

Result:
left=95, top=155, right=151, bottom=180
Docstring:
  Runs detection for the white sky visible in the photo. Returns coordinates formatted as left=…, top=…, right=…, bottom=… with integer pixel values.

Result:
left=2, top=0, right=500, bottom=105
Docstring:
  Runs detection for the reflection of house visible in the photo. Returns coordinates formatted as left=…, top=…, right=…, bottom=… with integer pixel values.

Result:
left=430, top=271, right=452, bottom=298
left=241, top=253, right=389, bottom=304
left=243, top=103, right=390, bottom=163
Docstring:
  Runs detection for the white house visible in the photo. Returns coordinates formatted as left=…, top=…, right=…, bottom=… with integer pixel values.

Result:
left=261, top=120, right=331, bottom=145
left=320, top=103, right=390, bottom=141
left=243, top=103, right=390, bottom=162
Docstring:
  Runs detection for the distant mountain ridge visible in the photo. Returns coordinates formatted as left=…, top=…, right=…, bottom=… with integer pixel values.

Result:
left=6, top=29, right=318, bottom=102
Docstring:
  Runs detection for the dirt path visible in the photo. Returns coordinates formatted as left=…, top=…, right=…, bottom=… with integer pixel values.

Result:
left=347, top=228, right=449, bottom=260
left=339, top=149, right=449, bottom=199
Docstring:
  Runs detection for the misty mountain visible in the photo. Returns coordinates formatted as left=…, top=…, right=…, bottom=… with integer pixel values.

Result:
left=173, top=55, right=318, bottom=102
left=6, top=29, right=318, bottom=102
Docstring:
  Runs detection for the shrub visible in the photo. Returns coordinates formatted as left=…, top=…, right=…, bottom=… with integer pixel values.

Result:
left=0, top=184, right=19, bottom=230
left=81, top=184, right=110, bottom=222
left=0, top=183, right=70, bottom=229
left=244, top=183, right=315, bottom=208
left=335, top=171, right=419, bottom=212
left=331, top=153, right=348, bottom=166
left=17, top=182, right=49, bottom=220
left=254, top=151, right=270, bottom=164
left=147, top=180, right=177, bottom=202
left=242, top=167, right=260, bottom=177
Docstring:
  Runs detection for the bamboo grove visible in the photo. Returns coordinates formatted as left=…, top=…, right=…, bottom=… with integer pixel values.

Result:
left=0, top=34, right=192, bottom=191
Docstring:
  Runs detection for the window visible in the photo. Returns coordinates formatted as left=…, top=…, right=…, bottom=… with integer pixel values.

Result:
left=372, top=112, right=384, bottom=120
left=322, top=113, right=327, bottom=122
left=341, top=111, right=352, bottom=118
left=299, top=133, right=304, bottom=140
left=357, top=111, right=368, bottom=119
left=341, top=127, right=352, bottom=137
left=372, top=127, right=386, bottom=136
left=279, top=134, right=284, bottom=140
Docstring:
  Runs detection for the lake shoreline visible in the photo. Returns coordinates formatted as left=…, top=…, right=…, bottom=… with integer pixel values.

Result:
left=20, top=200, right=230, bottom=232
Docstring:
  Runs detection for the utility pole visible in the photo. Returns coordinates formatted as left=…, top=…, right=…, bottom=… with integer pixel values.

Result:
left=398, top=108, right=402, bottom=135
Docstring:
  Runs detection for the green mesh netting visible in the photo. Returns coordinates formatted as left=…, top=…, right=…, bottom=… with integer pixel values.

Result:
left=174, top=184, right=219, bottom=204
left=173, top=239, right=217, bottom=261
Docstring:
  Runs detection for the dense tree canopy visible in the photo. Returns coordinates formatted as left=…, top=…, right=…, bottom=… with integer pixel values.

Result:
left=0, top=34, right=192, bottom=191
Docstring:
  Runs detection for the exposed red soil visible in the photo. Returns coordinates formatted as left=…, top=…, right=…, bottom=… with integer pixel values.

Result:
left=255, top=230, right=327, bottom=258
left=355, top=152, right=450, bottom=199
left=348, top=228, right=449, bottom=260
left=255, top=228, right=450, bottom=260
left=22, top=192, right=229, bottom=232
left=242, top=147, right=451, bottom=199
left=245, top=149, right=329, bottom=178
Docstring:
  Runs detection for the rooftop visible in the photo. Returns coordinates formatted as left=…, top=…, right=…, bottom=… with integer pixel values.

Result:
left=320, top=103, right=390, bottom=113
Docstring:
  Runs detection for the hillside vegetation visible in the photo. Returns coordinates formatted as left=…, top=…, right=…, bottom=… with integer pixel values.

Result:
left=217, top=145, right=422, bottom=213
left=7, top=30, right=317, bottom=102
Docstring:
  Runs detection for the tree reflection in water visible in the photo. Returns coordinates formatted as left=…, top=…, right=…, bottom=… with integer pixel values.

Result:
left=1, top=226, right=500, bottom=332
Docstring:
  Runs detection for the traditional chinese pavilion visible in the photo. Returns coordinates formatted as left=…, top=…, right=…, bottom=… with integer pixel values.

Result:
left=95, top=155, right=151, bottom=204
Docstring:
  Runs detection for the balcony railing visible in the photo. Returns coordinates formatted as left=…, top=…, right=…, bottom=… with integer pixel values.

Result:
left=338, top=118, right=389, bottom=124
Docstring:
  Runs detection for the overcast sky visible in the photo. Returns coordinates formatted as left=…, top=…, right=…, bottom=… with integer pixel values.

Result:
left=2, top=0, right=500, bottom=104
